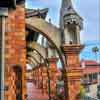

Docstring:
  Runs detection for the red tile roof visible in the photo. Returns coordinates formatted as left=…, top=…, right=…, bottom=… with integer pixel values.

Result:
left=81, top=60, right=100, bottom=74
left=81, top=60, right=98, bottom=65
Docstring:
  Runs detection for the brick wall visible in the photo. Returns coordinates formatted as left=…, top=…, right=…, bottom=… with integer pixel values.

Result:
left=5, top=5, right=26, bottom=100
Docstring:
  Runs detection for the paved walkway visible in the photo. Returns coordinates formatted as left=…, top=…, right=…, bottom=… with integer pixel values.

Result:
left=27, top=82, right=48, bottom=100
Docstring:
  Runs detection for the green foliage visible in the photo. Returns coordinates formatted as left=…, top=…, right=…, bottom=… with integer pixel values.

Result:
left=92, top=46, right=99, bottom=53
left=79, top=85, right=85, bottom=97
left=77, top=85, right=86, bottom=99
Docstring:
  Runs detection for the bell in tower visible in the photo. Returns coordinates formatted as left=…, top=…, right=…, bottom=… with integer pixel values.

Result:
left=60, top=0, right=83, bottom=44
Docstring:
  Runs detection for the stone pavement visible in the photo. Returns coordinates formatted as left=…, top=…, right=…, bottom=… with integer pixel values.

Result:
left=27, top=82, right=49, bottom=100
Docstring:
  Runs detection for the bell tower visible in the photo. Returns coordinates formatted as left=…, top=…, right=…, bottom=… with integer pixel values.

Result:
left=60, top=0, right=83, bottom=44
left=60, top=0, right=84, bottom=100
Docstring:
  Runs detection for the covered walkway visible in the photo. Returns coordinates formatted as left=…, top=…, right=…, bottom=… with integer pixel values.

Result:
left=27, top=82, right=48, bottom=100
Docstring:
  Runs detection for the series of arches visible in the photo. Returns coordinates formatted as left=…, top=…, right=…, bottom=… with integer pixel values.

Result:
left=26, top=17, right=68, bottom=100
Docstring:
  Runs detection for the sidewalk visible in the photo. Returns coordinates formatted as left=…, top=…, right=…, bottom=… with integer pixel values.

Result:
left=27, top=82, right=48, bottom=100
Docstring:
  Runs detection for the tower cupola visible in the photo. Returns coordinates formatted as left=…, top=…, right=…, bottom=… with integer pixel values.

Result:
left=60, top=0, right=83, bottom=44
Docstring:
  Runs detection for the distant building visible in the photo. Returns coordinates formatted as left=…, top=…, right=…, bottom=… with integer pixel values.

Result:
left=81, top=60, right=100, bottom=98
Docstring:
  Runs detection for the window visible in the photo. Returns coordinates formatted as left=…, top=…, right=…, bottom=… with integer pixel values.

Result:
left=85, top=85, right=90, bottom=93
left=93, top=73, right=97, bottom=80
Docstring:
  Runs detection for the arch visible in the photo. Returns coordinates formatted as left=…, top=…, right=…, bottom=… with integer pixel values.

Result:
left=26, top=18, right=65, bottom=70
left=27, top=52, right=41, bottom=64
left=28, top=54, right=40, bottom=64
left=26, top=17, right=61, bottom=49
left=28, top=42, right=46, bottom=58
left=26, top=17, right=68, bottom=99
left=26, top=59, right=35, bottom=67
left=28, top=48, right=51, bottom=99
left=12, top=65, right=22, bottom=100
left=27, top=57, right=39, bottom=67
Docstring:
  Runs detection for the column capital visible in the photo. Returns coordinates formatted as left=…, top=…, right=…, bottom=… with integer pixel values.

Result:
left=61, top=44, right=84, bottom=54
left=47, top=57, right=58, bottom=63
left=66, top=67, right=83, bottom=81
left=47, top=57, right=58, bottom=72
left=39, top=63, right=45, bottom=67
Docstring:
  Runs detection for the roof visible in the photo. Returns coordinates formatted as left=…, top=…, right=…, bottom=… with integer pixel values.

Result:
left=81, top=60, right=100, bottom=74
left=81, top=60, right=100, bottom=66
left=25, top=8, right=49, bottom=19
left=26, top=8, right=49, bottom=42
left=83, top=66, right=100, bottom=74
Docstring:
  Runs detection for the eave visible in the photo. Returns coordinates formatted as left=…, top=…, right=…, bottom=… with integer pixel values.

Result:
left=26, top=8, right=49, bottom=19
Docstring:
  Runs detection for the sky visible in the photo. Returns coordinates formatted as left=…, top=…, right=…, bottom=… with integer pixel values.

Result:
left=26, top=0, right=100, bottom=62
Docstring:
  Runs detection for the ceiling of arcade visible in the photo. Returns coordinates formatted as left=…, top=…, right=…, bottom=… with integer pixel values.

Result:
left=26, top=17, right=61, bottom=50
left=26, top=8, right=63, bottom=70
left=26, top=23, right=62, bottom=70
left=26, top=32, right=61, bottom=69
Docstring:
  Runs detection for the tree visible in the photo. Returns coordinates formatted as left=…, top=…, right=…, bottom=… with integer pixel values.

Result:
left=92, top=46, right=99, bottom=62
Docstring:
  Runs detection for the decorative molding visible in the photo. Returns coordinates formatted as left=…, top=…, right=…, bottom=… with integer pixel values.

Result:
left=61, top=44, right=84, bottom=54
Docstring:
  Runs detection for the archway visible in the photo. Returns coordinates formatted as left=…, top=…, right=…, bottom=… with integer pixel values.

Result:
left=12, top=65, right=22, bottom=100
left=26, top=18, right=68, bottom=100
left=27, top=47, right=52, bottom=99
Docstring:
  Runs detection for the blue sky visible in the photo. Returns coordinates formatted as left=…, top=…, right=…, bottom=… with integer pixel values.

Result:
left=26, top=0, right=100, bottom=62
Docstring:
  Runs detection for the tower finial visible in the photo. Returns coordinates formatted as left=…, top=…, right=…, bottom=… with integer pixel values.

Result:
left=60, top=0, right=83, bottom=44
left=60, top=0, right=83, bottom=30
left=62, top=0, right=73, bottom=9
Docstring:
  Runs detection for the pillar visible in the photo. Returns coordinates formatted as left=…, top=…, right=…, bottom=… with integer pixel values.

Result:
left=47, top=57, right=58, bottom=97
left=61, top=44, right=84, bottom=100
left=0, top=8, right=8, bottom=100
left=38, top=66, right=43, bottom=89
left=36, top=68, right=39, bottom=88
left=33, top=69, right=37, bottom=85
left=32, top=69, right=35, bottom=82
left=39, top=64, right=45, bottom=93
left=7, top=5, right=26, bottom=99
left=42, top=65, right=48, bottom=94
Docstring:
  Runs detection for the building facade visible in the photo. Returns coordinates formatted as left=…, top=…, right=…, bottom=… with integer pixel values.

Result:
left=81, top=60, right=100, bottom=98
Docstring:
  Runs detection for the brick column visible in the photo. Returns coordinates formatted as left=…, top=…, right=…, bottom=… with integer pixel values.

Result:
left=32, top=69, right=35, bottom=82
left=39, top=64, right=45, bottom=93
left=38, top=66, right=43, bottom=89
left=47, top=57, right=58, bottom=97
left=5, top=5, right=26, bottom=100
left=33, top=69, right=37, bottom=85
left=61, top=44, right=84, bottom=100
left=35, top=68, right=39, bottom=88
left=42, top=66, right=48, bottom=94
